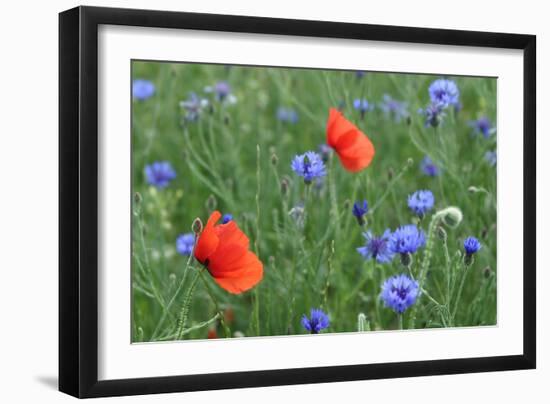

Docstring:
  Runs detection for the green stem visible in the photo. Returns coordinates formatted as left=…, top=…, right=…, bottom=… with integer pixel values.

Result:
left=175, top=268, right=202, bottom=340
left=322, top=240, right=335, bottom=310
left=199, top=271, right=231, bottom=338
left=369, top=158, right=413, bottom=214
left=167, top=313, right=220, bottom=341
left=253, top=144, right=261, bottom=336
left=408, top=214, right=438, bottom=329
left=151, top=238, right=197, bottom=340
left=398, top=314, right=403, bottom=330
left=452, top=264, right=470, bottom=324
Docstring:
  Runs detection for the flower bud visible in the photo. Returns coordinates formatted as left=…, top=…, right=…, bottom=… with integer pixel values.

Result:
left=483, top=266, right=493, bottom=279
left=439, top=206, right=463, bottom=229
left=271, top=153, right=279, bottom=166
left=205, top=194, right=217, bottom=211
left=134, top=192, right=142, bottom=204
left=464, top=253, right=474, bottom=266
left=223, top=114, right=230, bottom=126
left=400, top=252, right=412, bottom=268
left=280, top=177, right=290, bottom=196
left=192, top=217, right=203, bottom=234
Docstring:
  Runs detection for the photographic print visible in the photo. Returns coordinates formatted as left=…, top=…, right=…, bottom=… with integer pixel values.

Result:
left=131, top=61, right=497, bottom=343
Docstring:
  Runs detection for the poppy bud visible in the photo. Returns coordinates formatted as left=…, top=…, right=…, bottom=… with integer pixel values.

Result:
left=134, top=191, right=142, bottom=204
left=268, top=255, right=275, bottom=267
left=407, top=157, right=414, bottom=167
left=205, top=194, right=217, bottom=211
left=387, top=167, right=394, bottom=180
left=280, top=178, right=290, bottom=196
left=400, top=252, right=412, bottom=268
left=440, top=206, right=463, bottom=229
left=223, top=114, right=230, bottom=126
left=483, top=266, right=492, bottom=279
left=405, top=115, right=412, bottom=126
left=192, top=217, right=203, bottom=234
left=271, top=153, right=279, bottom=166
left=464, top=253, right=474, bottom=266
left=169, top=273, right=176, bottom=283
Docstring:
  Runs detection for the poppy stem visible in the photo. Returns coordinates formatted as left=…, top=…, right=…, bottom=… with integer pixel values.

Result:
left=199, top=271, right=231, bottom=338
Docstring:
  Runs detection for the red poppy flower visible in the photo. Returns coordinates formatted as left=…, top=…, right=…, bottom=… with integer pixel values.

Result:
left=194, top=211, right=263, bottom=294
left=326, top=108, right=375, bottom=172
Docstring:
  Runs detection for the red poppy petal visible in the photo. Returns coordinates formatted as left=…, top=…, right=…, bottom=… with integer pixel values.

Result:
left=326, top=108, right=357, bottom=147
left=194, top=211, right=221, bottom=263
left=326, top=108, right=375, bottom=172
left=210, top=250, right=263, bottom=294
left=214, top=220, right=249, bottom=250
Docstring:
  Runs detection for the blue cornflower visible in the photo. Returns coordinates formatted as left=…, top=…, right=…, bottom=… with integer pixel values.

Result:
left=379, top=94, right=409, bottom=123
left=464, top=236, right=481, bottom=255
left=276, top=107, right=299, bottom=124
left=221, top=213, right=233, bottom=224
left=176, top=233, right=195, bottom=256
left=469, top=116, right=495, bottom=138
left=428, top=79, right=460, bottom=109
left=380, top=274, right=420, bottom=314
left=132, top=79, right=155, bottom=100
left=357, top=229, right=394, bottom=263
left=318, top=144, right=332, bottom=163
left=485, top=150, right=497, bottom=166
left=214, top=81, right=231, bottom=101
left=389, top=224, right=426, bottom=255
left=301, top=308, right=330, bottom=334
left=352, top=200, right=369, bottom=225
left=355, top=71, right=367, bottom=79
left=144, top=161, right=176, bottom=188
left=291, top=151, right=326, bottom=184
left=180, top=92, right=209, bottom=122
left=463, top=236, right=481, bottom=265
left=204, top=81, right=236, bottom=104
left=418, top=102, right=445, bottom=128
left=420, top=156, right=440, bottom=177
left=408, top=190, right=435, bottom=216
left=353, top=98, right=374, bottom=118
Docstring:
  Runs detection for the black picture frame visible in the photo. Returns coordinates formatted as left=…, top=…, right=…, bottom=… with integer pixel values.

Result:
left=59, top=5, right=536, bottom=398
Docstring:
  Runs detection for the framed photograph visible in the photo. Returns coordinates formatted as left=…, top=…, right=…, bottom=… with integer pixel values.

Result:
left=59, top=6, right=536, bottom=398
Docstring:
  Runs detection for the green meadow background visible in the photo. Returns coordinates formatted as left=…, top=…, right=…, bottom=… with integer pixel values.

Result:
left=131, top=61, right=497, bottom=342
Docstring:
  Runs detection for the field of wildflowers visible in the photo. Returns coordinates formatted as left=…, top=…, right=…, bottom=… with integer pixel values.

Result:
left=131, top=61, right=497, bottom=342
